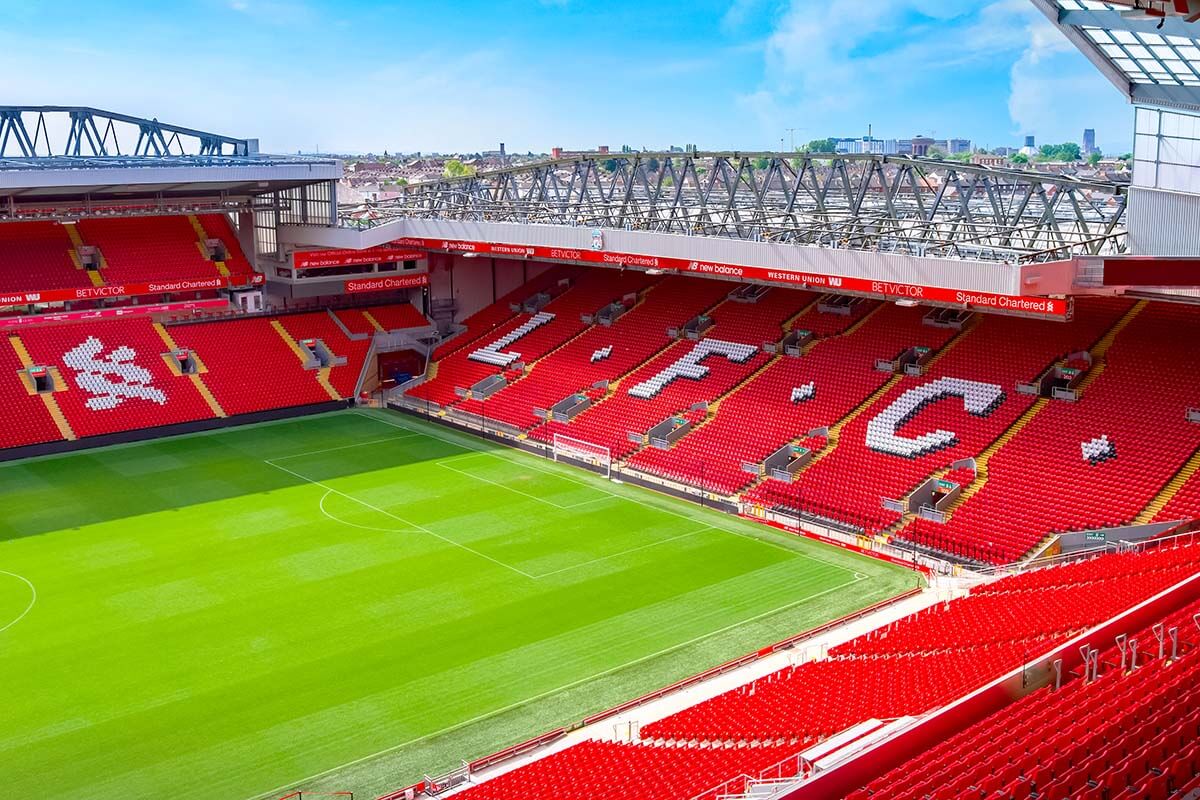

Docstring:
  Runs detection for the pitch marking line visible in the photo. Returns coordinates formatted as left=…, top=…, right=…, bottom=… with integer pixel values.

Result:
left=355, top=411, right=858, bottom=577
left=263, top=458, right=538, bottom=580
left=530, top=526, right=713, bottom=579
left=0, top=570, right=37, bottom=636
left=269, top=434, right=421, bottom=462
left=436, top=460, right=609, bottom=511
left=242, top=571, right=866, bottom=800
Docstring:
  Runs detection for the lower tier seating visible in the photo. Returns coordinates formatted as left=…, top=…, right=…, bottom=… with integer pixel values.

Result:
left=454, top=740, right=800, bottom=800
left=845, top=593, right=1200, bottom=800
left=275, top=312, right=371, bottom=398
left=0, top=311, right=374, bottom=453
left=172, top=317, right=341, bottom=416
left=440, top=542, right=1200, bottom=800
left=641, top=542, right=1200, bottom=743
left=745, top=298, right=1133, bottom=540
left=628, top=303, right=955, bottom=494
left=0, top=336, right=66, bottom=448
left=18, top=318, right=217, bottom=438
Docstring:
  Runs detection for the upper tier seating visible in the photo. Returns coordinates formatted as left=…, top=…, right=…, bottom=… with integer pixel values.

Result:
left=18, top=318, right=217, bottom=438
left=456, top=276, right=734, bottom=430
left=901, top=302, right=1200, bottom=564
left=0, top=221, right=91, bottom=292
left=78, top=216, right=225, bottom=284
left=745, top=298, right=1133, bottom=539
left=410, top=269, right=654, bottom=410
left=195, top=214, right=254, bottom=276
left=0, top=337, right=65, bottom=448
left=275, top=312, right=371, bottom=398
left=629, top=303, right=954, bottom=494
left=845, top=594, right=1200, bottom=800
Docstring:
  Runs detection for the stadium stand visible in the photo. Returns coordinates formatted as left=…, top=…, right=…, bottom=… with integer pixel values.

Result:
left=411, top=268, right=654, bottom=411
left=525, top=284, right=809, bottom=456
left=0, top=335, right=66, bottom=448
left=16, top=318, right=217, bottom=438
left=744, top=298, right=1134, bottom=539
left=172, top=316, right=343, bottom=415
left=275, top=311, right=371, bottom=398
left=628, top=302, right=955, bottom=495
left=195, top=214, right=254, bottom=277
left=427, top=265, right=579, bottom=363
left=0, top=221, right=92, bottom=292
left=458, top=275, right=732, bottom=430
left=844, top=594, right=1200, bottom=800
left=900, top=301, right=1200, bottom=564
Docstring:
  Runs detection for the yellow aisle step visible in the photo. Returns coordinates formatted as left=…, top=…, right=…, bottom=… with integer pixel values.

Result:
left=270, top=320, right=342, bottom=401
left=153, top=323, right=227, bottom=418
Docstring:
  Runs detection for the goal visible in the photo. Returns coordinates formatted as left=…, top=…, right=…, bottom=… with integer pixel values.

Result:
left=552, top=433, right=612, bottom=478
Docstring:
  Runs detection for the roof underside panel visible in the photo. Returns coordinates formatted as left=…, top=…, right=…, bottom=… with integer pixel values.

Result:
left=1043, top=0, right=1200, bottom=111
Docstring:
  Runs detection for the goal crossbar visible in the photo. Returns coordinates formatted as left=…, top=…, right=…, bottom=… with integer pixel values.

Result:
left=552, top=434, right=612, bottom=477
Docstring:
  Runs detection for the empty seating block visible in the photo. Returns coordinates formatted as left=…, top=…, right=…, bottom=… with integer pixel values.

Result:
left=0, top=338, right=64, bottom=449
left=195, top=214, right=254, bottom=277
left=847, top=591, right=1200, bottom=800
left=412, top=269, right=654, bottom=410
left=634, top=303, right=952, bottom=494
left=750, top=299, right=1132, bottom=539
left=0, top=221, right=91, bottom=293
left=458, top=275, right=733, bottom=431
left=78, top=216, right=224, bottom=284
left=275, top=312, right=371, bottom=398
left=174, top=317, right=333, bottom=415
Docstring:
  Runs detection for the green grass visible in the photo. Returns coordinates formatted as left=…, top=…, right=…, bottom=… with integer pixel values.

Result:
left=0, top=409, right=916, bottom=800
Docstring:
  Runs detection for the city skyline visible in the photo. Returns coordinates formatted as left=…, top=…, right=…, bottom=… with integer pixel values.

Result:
left=0, top=1, right=1136, bottom=155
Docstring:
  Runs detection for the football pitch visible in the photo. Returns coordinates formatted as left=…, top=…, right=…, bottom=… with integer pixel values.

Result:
left=0, top=409, right=915, bottom=800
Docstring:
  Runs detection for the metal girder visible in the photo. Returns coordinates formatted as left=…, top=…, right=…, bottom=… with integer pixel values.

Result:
left=0, top=106, right=249, bottom=158
left=347, top=152, right=1128, bottom=264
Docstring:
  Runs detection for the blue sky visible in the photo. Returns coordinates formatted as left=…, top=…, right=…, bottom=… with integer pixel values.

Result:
left=0, top=0, right=1134, bottom=154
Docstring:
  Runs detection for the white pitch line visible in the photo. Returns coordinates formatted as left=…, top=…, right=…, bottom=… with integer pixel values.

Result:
left=240, top=572, right=866, bottom=800
left=530, top=527, right=714, bottom=579
left=355, top=411, right=860, bottom=577
left=0, top=570, right=36, bottom=636
left=355, top=411, right=618, bottom=498
left=263, top=458, right=537, bottom=580
left=318, top=490, right=411, bottom=534
left=268, top=434, right=421, bottom=462
left=436, top=461, right=608, bottom=511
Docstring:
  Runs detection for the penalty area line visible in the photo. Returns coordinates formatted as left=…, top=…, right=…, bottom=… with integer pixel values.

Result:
left=240, top=571, right=867, bottom=800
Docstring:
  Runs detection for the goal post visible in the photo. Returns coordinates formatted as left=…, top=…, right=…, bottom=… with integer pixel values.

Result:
left=551, top=433, right=612, bottom=478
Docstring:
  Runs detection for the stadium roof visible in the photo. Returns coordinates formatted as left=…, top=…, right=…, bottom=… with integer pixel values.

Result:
left=1035, top=0, right=1200, bottom=111
left=0, top=107, right=341, bottom=202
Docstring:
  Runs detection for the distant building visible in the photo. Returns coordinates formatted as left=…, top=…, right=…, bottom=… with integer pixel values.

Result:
left=910, top=136, right=935, bottom=157
left=1083, top=128, right=1097, bottom=155
left=972, top=153, right=1007, bottom=168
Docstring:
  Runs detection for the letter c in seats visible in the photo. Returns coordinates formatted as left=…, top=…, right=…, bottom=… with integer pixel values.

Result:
left=865, top=377, right=1005, bottom=459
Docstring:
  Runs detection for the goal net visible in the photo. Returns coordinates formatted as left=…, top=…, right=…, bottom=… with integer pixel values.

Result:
left=552, top=433, right=612, bottom=478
